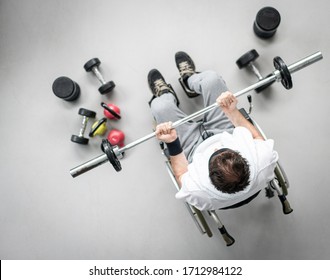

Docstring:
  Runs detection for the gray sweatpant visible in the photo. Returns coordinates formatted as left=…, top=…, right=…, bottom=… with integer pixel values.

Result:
left=150, top=70, right=234, bottom=162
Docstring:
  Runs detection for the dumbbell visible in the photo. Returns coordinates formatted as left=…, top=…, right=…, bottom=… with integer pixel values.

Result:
left=89, top=102, right=121, bottom=137
left=107, top=129, right=125, bottom=147
left=52, top=76, right=80, bottom=101
left=102, top=101, right=124, bottom=146
left=89, top=121, right=125, bottom=145
left=84, top=58, right=116, bottom=94
left=253, top=7, right=281, bottom=39
left=89, top=103, right=122, bottom=137
left=89, top=118, right=107, bottom=137
left=236, top=49, right=275, bottom=93
left=71, top=108, right=96, bottom=144
left=101, top=102, right=121, bottom=119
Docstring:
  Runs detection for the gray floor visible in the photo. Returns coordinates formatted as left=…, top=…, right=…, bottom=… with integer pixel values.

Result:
left=0, top=0, right=329, bottom=260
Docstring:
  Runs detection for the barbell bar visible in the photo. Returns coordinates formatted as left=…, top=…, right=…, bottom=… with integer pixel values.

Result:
left=70, top=51, right=323, bottom=178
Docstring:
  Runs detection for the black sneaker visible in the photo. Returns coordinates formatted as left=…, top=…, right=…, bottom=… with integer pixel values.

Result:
left=175, top=51, right=199, bottom=98
left=148, top=69, right=179, bottom=106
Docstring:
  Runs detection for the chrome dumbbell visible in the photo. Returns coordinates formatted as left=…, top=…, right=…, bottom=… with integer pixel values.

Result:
left=84, top=58, right=115, bottom=94
left=71, top=108, right=96, bottom=144
left=236, top=49, right=275, bottom=93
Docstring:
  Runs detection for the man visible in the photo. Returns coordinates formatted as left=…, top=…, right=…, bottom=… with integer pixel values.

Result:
left=149, top=51, right=278, bottom=211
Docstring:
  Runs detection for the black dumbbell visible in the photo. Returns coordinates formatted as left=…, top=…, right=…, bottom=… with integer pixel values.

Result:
left=236, top=49, right=275, bottom=93
left=52, top=76, right=80, bottom=101
left=253, top=7, right=281, bottom=39
left=71, top=108, right=96, bottom=144
left=84, top=58, right=116, bottom=94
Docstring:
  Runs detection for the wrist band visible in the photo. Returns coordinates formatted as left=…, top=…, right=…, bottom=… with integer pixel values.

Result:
left=166, top=137, right=183, bottom=156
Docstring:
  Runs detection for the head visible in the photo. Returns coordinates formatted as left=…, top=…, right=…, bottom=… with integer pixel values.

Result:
left=208, top=148, right=250, bottom=194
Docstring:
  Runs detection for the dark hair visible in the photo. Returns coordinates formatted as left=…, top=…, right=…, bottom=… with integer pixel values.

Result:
left=208, top=149, right=250, bottom=194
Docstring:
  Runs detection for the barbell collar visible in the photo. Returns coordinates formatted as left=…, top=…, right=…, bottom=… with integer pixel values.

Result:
left=70, top=51, right=323, bottom=178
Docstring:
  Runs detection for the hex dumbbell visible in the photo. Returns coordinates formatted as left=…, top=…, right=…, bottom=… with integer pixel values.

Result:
left=84, top=58, right=116, bottom=94
left=71, top=108, right=96, bottom=144
left=236, top=49, right=275, bottom=93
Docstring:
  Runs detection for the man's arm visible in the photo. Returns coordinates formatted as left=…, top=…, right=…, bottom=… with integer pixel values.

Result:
left=168, top=152, right=188, bottom=186
left=217, top=91, right=264, bottom=140
left=155, top=122, right=188, bottom=187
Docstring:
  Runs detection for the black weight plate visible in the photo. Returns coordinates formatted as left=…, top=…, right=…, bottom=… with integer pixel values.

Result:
left=78, top=108, right=96, bottom=118
left=84, top=58, right=101, bottom=72
left=236, top=49, right=259, bottom=69
left=255, top=74, right=276, bottom=93
left=102, top=139, right=122, bottom=172
left=273, top=56, right=293, bottom=89
left=99, top=81, right=116, bottom=94
left=71, top=135, right=89, bottom=144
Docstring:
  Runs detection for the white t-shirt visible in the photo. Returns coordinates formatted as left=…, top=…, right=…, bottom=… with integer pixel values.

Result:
left=175, top=127, right=278, bottom=210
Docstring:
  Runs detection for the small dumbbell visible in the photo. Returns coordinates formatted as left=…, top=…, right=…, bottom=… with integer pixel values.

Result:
left=107, top=129, right=125, bottom=147
left=236, top=49, right=275, bottom=93
left=71, top=108, right=96, bottom=144
left=84, top=58, right=116, bottom=94
left=101, top=102, right=121, bottom=120
left=89, top=118, right=107, bottom=137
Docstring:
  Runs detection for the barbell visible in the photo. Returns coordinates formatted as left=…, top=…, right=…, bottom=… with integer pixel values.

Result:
left=70, top=51, right=323, bottom=178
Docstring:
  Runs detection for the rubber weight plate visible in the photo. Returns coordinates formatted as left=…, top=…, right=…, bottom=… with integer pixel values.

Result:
left=101, top=139, right=122, bottom=172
